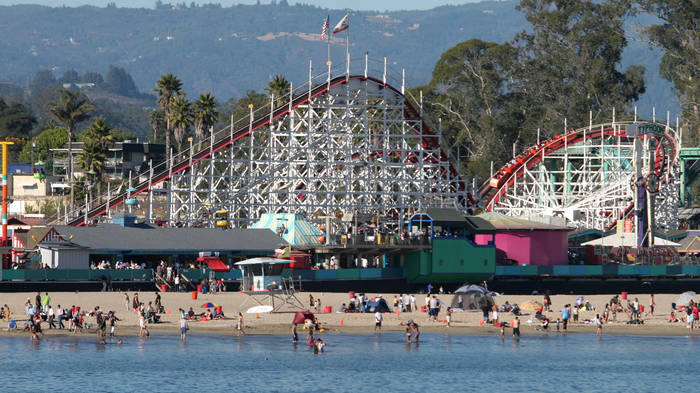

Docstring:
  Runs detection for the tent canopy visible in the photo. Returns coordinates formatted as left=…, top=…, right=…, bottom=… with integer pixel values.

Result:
left=251, top=213, right=323, bottom=245
left=581, top=233, right=680, bottom=247
left=198, top=257, right=230, bottom=272
left=454, top=284, right=489, bottom=294
left=451, top=285, right=495, bottom=310
left=366, top=297, right=391, bottom=313
left=293, top=311, right=316, bottom=325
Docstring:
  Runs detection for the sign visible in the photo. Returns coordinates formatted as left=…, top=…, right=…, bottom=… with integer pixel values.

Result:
left=624, top=219, right=632, bottom=233
left=625, top=123, right=665, bottom=137
left=617, top=220, right=624, bottom=234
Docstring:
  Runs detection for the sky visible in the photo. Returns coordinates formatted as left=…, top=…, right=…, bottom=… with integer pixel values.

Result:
left=0, top=0, right=483, bottom=10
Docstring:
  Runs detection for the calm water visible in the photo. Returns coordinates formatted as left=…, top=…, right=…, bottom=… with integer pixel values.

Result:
left=0, top=332, right=697, bottom=392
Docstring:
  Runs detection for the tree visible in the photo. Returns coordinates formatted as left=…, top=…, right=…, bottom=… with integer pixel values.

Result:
left=105, top=65, right=140, bottom=97
left=514, top=0, right=645, bottom=135
left=193, top=93, right=219, bottom=149
left=639, top=0, right=700, bottom=146
left=76, top=138, right=105, bottom=203
left=46, top=88, right=95, bottom=212
left=0, top=98, right=36, bottom=139
left=154, top=73, right=183, bottom=163
left=149, top=109, right=165, bottom=143
left=58, top=69, right=79, bottom=85
left=264, top=74, right=291, bottom=106
left=19, top=127, right=69, bottom=175
left=167, top=95, right=193, bottom=153
left=417, top=39, right=524, bottom=177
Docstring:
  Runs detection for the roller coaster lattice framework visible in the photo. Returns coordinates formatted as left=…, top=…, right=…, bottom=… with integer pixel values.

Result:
left=62, top=56, right=471, bottom=228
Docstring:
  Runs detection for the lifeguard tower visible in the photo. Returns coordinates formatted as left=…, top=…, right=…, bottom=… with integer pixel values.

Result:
left=235, top=257, right=306, bottom=313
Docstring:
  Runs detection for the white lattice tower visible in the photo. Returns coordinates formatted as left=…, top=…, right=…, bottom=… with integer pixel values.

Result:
left=159, top=74, right=464, bottom=228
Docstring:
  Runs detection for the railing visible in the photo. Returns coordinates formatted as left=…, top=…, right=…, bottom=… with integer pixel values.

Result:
left=494, top=264, right=700, bottom=277
left=1, top=269, right=154, bottom=281
left=48, top=55, right=419, bottom=226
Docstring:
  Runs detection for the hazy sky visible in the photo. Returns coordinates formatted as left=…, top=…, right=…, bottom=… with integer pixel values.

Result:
left=0, top=0, right=483, bottom=10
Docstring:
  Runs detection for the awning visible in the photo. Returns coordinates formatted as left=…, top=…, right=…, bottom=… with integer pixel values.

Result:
left=581, top=233, right=680, bottom=247
left=203, top=258, right=230, bottom=272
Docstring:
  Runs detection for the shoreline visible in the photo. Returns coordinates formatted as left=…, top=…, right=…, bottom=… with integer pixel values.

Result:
left=3, top=291, right=698, bottom=339
left=4, top=320, right=699, bottom=338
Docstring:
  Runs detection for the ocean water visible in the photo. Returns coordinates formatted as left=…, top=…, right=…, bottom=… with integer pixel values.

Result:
left=0, top=332, right=697, bottom=392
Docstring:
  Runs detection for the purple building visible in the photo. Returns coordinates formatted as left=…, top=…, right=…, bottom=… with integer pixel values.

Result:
left=470, top=212, right=569, bottom=266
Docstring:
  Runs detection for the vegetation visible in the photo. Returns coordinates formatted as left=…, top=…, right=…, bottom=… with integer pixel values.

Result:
left=193, top=93, right=219, bottom=149
left=154, top=72, right=184, bottom=162
left=265, top=75, right=291, bottom=106
left=46, top=88, right=95, bottom=210
left=167, top=95, right=193, bottom=152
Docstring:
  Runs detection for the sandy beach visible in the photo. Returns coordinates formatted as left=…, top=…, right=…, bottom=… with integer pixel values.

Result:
left=1, top=291, right=698, bottom=338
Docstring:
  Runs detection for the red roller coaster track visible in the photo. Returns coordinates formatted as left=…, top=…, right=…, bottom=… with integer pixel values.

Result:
left=478, top=123, right=677, bottom=230
left=66, top=75, right=466, bottom=226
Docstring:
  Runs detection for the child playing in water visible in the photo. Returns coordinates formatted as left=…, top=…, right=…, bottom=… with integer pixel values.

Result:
left=314, top=338, right=325, bottom=354
left=405, top=326, right=412, bottom=343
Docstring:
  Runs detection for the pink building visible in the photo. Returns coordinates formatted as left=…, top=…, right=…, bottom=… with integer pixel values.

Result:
left=470, top=212, right=569, bottom=266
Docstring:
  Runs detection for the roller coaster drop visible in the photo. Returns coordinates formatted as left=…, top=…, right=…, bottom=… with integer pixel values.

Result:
left=60, top=55, right=680, bottom=235
left=64, top=57, right=467, bottom=228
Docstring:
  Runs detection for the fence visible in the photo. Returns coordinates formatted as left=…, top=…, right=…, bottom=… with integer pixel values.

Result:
left=495, top=264, right=700, bottom=277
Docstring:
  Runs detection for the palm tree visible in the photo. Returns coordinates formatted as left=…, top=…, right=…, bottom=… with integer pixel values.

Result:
left=76, top=138, right=105, bottom=204
left=168, top=96, right=193, bottom=153
left=81, top=118, right=114, bottom=197
left=193, top=93, right=219, bottom=150
left=46, top=88, right=95, bottom=213
left=265, top=74, right=291, bottom=106
left=148, top=109, right=165, bottom=143
left=153, top=73, right=183, bottom=163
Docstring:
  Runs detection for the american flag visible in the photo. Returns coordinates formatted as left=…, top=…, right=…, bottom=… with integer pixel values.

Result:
left=321, top=15, right=329, bottom=40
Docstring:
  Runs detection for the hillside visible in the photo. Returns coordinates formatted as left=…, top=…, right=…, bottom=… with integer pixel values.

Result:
left=0, top=1, right=678, bottom=121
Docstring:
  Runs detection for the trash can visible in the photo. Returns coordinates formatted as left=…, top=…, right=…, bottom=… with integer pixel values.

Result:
left=349, top=291, right=355, bottom=299
left=197, top=284, right=202, bottom=293
left=192, top=291, right=197, bottom=300
left=323, top=306, right=332, bottom=314
left=160, top=284, right=167, bottom=293
left=621, top=291, right=628, bottom=300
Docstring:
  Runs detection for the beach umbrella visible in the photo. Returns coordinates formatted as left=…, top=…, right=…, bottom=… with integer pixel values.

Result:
left=201, top=302, right=218, bottom=309
left=520, top=300, right=543, bottom=311
left=676, top=291, right=696, bottom=306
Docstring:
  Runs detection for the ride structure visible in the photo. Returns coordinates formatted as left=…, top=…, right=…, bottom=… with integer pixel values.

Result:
left=480, top=114, right=680, bottom=240
left=58, top=56, right=469, bottom=229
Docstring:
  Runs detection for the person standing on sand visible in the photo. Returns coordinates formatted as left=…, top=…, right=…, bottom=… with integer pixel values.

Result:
left=375, top=311, right=382, bottom=331
left=512, top=317, right=520, bottom=338
left=237, top=312, right=245, bottom=336
left=561, top=305, right=570, bottom=330
left=393, top=296, right=399, bottom=314
left=309, top=294, right=314, bottom=309
left=446, top=307, right=452, bottom=328
left=649, top=294, right=655, bottom=316
left=124, top=293, right=130, bottom=312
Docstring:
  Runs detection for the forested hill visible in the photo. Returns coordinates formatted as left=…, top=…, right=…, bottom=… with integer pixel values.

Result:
left=0, top=1, right=676, bottom=116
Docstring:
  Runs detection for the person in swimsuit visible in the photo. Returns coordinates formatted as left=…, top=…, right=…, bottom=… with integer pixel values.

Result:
left=405, top=326, right=412, bottom=343
left=292, top=324, right=298, bottom=343
left=595, top=314, right=603, bottom=336
left=512, top=317, right=520, bottom=338
left=237, top=312, right=245, bottom=336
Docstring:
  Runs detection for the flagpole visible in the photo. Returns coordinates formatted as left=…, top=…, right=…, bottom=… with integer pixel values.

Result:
left=326, top=10, right=330, bottom=64
left=345, top=11, right=350, bottom=67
